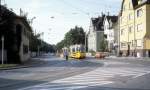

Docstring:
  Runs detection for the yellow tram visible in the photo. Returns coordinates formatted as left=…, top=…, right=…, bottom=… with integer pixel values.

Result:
left=69, top=44, right=86, bottom=59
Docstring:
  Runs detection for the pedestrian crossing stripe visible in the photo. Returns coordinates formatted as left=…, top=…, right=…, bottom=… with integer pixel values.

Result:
left=19, top=66, right=150, bottom=90
left=52, top=68, right=150, bottom=84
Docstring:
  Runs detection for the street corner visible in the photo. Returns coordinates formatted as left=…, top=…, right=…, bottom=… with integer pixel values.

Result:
left=0, top=58, right=46, bottom=70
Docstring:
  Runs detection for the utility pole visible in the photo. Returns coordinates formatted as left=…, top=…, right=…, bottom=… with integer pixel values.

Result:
left=85, top=31, right=88, bottom=52
left=85, top=33, right=86, bottom=52
left=118, top=15, right=120, bottom=56
left=0, top=0, right=2, bottom=21
left=1, top=36, right=4, bottom=64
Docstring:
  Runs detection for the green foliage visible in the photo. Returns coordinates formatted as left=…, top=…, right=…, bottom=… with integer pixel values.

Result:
left=65, top=26, right=85, bottom=46
left=29, top=32, right=41, bottom=52
left=99, top=39, right=108, bottom=52
left=56, top=40, right=65, bottom=52
left=29, top=32, right=56, bottom=53
left=0, top=5, right=55, bottom=64
left=40, top=41, right=56, bottom=53
left=0, top=64, right=18, bottom=68
left=89, top=50, right=96, bottom=56
left=56, top=26, right=85, bottom=51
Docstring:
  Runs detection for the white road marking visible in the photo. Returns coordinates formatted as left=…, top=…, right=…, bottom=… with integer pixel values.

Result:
left=19, top=65, right=150, bottom=90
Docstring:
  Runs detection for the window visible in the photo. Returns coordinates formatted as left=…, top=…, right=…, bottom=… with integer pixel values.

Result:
left=132, top=40, right=134, bottom=47
left=136, top=39, right=142, bottom=47
left=129, top=14, right=133, bottom=20
left=23, top=45, right=29, bottom=54
left=121, top=29, right=124, bottom=35
left=121, top=43, right=126, bottom=48
left=120, top=16, right=126, bottom=23
left=137, top=9, right=143, bottom=17
left=137, top=23, right=143, bottom=31
left=135, top=40, right=137, bottom=47
left=129, top=26, right=133, bottom=33
left=129, top=14, right=131, bottom=20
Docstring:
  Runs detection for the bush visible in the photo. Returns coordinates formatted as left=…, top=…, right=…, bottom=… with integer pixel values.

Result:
left=89, top=50, right=96, bottom=56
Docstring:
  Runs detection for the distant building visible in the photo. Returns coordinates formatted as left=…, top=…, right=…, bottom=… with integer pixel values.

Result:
left=87, top=15, right=105, bottom=52
left=0, top=5, right=32, bottom=63
left=103, top=15, right=118, bottom=54
left=119, top=0, right=150, bottom=57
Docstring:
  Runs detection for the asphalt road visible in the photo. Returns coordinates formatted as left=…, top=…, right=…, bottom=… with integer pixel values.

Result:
left=0, top=55, right=150, bottom=90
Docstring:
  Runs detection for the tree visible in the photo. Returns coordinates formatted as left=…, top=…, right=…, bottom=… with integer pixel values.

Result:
left=29, top=32, right=56, bottom=53
left=29, top=32, right=41, bottom=52
left=56, top=40, right=65, bottom=52
left=64, top=26, right=85, bottom=46
left=99, top=39, right=108, bottom=52
left=56, top=26, right=85, bottom=52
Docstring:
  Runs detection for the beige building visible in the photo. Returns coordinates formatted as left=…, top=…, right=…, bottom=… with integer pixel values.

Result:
left=119, top=0, right=150, bottom=57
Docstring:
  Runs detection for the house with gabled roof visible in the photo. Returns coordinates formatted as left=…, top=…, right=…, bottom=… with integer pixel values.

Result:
left=103, top=15, right=118, bottom=54
left=87, top=14, right=105, bottom=52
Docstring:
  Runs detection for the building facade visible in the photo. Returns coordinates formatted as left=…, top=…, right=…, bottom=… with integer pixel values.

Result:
left=103, top=15, right=118, bottom=54
left=87, top=15, right=105, bottom=52
left=0, top=5, right=32, bottom=63
left=119, top=0, right=150, bottom=57
left=14, top=16, right=32, bottom=62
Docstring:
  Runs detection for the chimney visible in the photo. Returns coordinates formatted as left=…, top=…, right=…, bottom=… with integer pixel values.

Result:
left=101, top=12, right=105, bottom=17
left=101, top=12, right=104, bottom=16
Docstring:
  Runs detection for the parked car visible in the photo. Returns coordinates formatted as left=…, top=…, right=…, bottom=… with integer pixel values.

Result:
left=95, top=52, right=106, bottom=59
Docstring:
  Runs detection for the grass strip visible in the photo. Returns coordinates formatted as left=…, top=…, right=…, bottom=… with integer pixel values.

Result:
left=0, top=64, right=18, bottom=68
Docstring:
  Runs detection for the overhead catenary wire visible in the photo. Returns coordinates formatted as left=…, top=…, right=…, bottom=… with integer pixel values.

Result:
left=59, top=0, right=91, bottom=17
left=58, top=0, right=121, bottom=17
left=80, top=0, right=121, bottom=13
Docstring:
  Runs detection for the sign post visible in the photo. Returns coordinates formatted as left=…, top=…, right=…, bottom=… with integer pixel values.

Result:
left=1, top=36, right=4, bottom=64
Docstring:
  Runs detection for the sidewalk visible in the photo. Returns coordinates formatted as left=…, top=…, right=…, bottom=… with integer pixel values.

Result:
left=111, top=73, right=150, bottom=90
left=105, top=56, right=150, bottom=61
left=0, top=58, right=46, bottom=70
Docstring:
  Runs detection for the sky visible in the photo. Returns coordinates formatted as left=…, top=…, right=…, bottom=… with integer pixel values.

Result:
left=2, top=0, right=122, bottom=45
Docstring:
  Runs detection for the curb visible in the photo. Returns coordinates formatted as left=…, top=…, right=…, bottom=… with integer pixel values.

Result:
left=105, top=56, right=150, bottom=60
left=0, top=60, right=46, bottom=70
